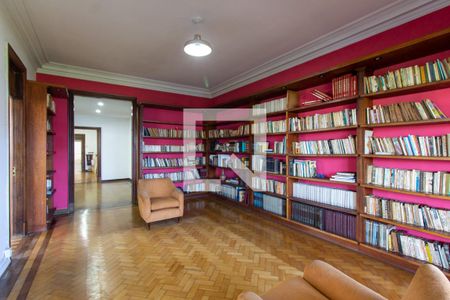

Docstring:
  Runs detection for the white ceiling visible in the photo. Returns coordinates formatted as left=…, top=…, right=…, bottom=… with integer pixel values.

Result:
left=5, top=0, right=449, bottom=97
left=74, top=96, right=133, bottom=119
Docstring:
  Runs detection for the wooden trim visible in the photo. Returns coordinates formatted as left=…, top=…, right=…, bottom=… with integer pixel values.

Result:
left=74, top=134, right=86, bottom=172
left=67, top=92, right=75, bottom=213
left=100, top=178, right=132, bottom=183
left=74, top=126, right=102, bottom=179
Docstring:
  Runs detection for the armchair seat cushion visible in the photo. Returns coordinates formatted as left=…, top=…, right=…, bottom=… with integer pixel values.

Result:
left=151, top=197, right=180, bottom=211
left=262, top=277, right=328, bottom=300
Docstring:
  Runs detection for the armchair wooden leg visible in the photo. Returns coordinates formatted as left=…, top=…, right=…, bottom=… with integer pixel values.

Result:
left=146, top=223, right=151, bottom=230
left=177, top=217, right=182, bottom=223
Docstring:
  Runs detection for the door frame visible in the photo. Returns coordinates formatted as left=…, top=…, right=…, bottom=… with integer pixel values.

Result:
left=68, top=90, right=138, bottom=213
left=74, top=134, right=86, bottom=172
left=8, top=44, right=27, bottom=237
left=74, top=126, right=102, bottom=179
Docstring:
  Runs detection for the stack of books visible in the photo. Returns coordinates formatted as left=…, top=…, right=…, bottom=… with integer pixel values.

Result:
left=364, top=220, right=450, bottom=270
left=364, top=195, right=450, bottom=232
left=208, top=125, right=250, bottom=138
left=251, top=177, right=286, bottom=195
left=363, top=58, right=450, bottom=94
left=292, top=136, right=356, bottom=155
left=332, top=74, right=358, bottom=99
left=365, top=132, right=449, bottom=157
left=289, top=159, right=317, bottom=178
left=366, top=165, right=450, bottom=195
left=330, top=172, right=356, bottom=183
left=365, top=99, right=447, bottom=125
left=252, top=97, right=286, bottom=116
left=292, top=201, right=356, bottom=240
left=293, top=182, right=356, bottom=210
left=252, top=119, right=286, bottom=134
left=289, top=108, right=357, bottom=132
left=253, top=192, right=286, bottom=216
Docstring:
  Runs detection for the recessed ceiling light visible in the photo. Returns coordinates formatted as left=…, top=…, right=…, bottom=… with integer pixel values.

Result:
left=95, top=109, right=101, bottom=114
left=98, top=102, right=104, bottom=106
left=184, top=34, right=212, bottom=57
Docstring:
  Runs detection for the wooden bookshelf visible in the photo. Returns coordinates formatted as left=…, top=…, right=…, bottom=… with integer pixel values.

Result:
left=288, top=96, right=358, bottom=113
left=361, top=214, right=450, bottom=239
left=289, top=176, right=357, bottom=186
left=361, top=154, right=450, bottom=161
left=289, top=125, right=357, bottom=134
left=360, top=118, right=450, bottom=128
left=360, top=184, right=450, bottom=201
left=288, top=153, right=357, bottom=158
left=362, top=78, right=450, bottom=99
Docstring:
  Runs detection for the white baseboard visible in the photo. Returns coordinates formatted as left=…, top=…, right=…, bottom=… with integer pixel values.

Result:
left=0, top=257, right=11, bottom=277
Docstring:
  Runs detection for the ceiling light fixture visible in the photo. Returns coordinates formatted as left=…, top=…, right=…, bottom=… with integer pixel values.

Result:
left=184, top=34, right=212, bottom=57
left=98, top=102, right=104, bottom=106
left=95, top=109, right=101, bottom=114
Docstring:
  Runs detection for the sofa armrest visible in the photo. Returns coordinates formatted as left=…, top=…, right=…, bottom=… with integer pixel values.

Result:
left=171, top=189, right=184, bottom=215
left=137, top=190, right=152, bottom=222
left=303, top=260, right=387, bottom=300
left=402, top=264, right=450, bottom=300
left=236, top=292, right=264, bottom=300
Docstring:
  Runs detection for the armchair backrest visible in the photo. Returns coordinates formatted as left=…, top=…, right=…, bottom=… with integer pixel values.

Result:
left=138, top=178, right=175, bottom=198
left=402, top=263, right=450, bottom=300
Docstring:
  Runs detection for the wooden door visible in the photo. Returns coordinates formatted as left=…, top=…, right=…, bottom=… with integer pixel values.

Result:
left=8, top=45, right=26, bottom=236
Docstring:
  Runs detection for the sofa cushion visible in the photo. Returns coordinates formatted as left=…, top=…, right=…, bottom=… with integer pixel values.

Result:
left=262, top=277, right=328, bottom=300
left=151, top=197, right=179, bottom=211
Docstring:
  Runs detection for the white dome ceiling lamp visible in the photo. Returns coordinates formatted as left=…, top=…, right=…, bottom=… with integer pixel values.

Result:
left=184, top=17, right=212, bottom=57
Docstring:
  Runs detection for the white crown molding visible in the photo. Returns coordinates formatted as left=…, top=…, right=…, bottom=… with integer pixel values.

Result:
left=37, top=62, right=212, bottom=98
left=209, top=0, right=450, bottom=98
left=4, top=0, right=449, bottom=99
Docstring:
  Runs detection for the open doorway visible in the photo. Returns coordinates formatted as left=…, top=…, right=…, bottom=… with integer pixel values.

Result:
left=73, top=95, right=134, bottom=210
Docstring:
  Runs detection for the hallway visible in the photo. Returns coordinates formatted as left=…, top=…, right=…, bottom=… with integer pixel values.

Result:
left=75, top=180, right=132, bottom=210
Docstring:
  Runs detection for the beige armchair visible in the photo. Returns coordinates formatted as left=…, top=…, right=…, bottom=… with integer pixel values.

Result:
left=137, top=178, right=184, bottom=229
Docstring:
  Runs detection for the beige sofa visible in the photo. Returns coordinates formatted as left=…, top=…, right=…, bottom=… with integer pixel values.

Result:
left=237, top=260, right=450, bottom=300
left=137, top=178, right=184, bottom=229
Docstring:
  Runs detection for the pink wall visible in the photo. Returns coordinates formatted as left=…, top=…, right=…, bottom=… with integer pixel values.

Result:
left=53, top=97, right=69, bottom=210
left=213, top=6, right=450, bottom=106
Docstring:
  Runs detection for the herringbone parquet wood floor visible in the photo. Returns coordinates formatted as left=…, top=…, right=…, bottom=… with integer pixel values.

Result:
left=8, top=197, right=414, bottom=299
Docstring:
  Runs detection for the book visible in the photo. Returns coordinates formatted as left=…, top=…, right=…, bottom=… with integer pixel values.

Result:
left=292, top=136, right=356, bottom=155
left=208, top=125, right=250, bottom=138
left=252, top=119, right=286, bottom=134
left=252, top=97, right=286, bottom=116
left=293, top=182, right=356, bottom=210
left=289, top=108, right=357, bottom=132
left=253, top=192, right=286, bottom=216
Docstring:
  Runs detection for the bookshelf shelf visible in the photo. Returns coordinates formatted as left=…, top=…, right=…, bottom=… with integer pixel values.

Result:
left=253, top=171, right=286, bottom=177
left=362, top=79, right=450, bottom=99
left=207, top=135, right=250, bottom=140
left=288, top=96, right=358, bottom=113
left=254, top=132, right=287, bottom=136
left=289, top=176, right=357, bottom=186
left=360, top=184, right=450, bottom=201
left=261, top=191, right=287, bottom=198
left=142, top=151, right=204, bottom=154
left=361, top=154, right=450, bottom=161
left=142, top=166, right=205, bottom=170
left=360, top=214, right=450, bottom=239
left=288, top=153, right=357, bottom=158
left=289, top=125, right=357, bottom=134
left=221, top=181, right=246, bottom=188
left=360, top=118, right=450, bottom=128
left=254, top=152, right=286, bottom=156
left=143, top=136, right=206, bottom=140
left=289, top=197, right=357, bottom=215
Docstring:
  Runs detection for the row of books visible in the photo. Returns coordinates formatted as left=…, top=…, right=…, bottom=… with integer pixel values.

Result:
left=364, top=195, right=450, bottom=233
left=143, top=170, right=200, bottom=181
left=251, top=177, right=286, bottom=195
left=142, top=144, right=205, bottom=153
left=332, top=74, right=358, bottom=100
left=289, top=108, right=357, bottom=132
left=215, top=184, right=246, bottom=202
left=208, top=125, right=250, bottom=138
left=363, top=58, right=450, bottom=94
left=293, top=182, right=356, bottom=210
left=252, top=97, right=286, bottom=116
left=143, top=128, right=205, bottom=138
left=289, top=159, right=316, bottom=178
left=253, top=192, right=286, bottom=216
left=252, top=120, right=287, bottom=134
left=291, top=201, right=356, bottom=240
left=365, top=99, right=446, bottom=125
left=142, top=157, right=205, bottom=168
left=184, top=182, right=207, bottom=193
left=211, top=141, right=249, bottom=153
left=366, top=165, right=450, bottom=196
left=292, top=136, right=356, bottom=155
left=209, top=154, right=250, bottom=169
left=46, top=94, right=56, bottom=114
left=252, top=156, right=286, bottom=175
left=254, top=138, right=287, bottom=154
left=365, top=132, right=449, bottom=157
left=364, top=220, right=450, bottom=270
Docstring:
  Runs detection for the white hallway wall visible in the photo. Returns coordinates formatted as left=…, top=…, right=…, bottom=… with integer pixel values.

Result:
left=75, top=113, right=132, bottom=180
left=0, top=2, right=39, bottom=276
left=75, top=128, right=98, bottom=170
